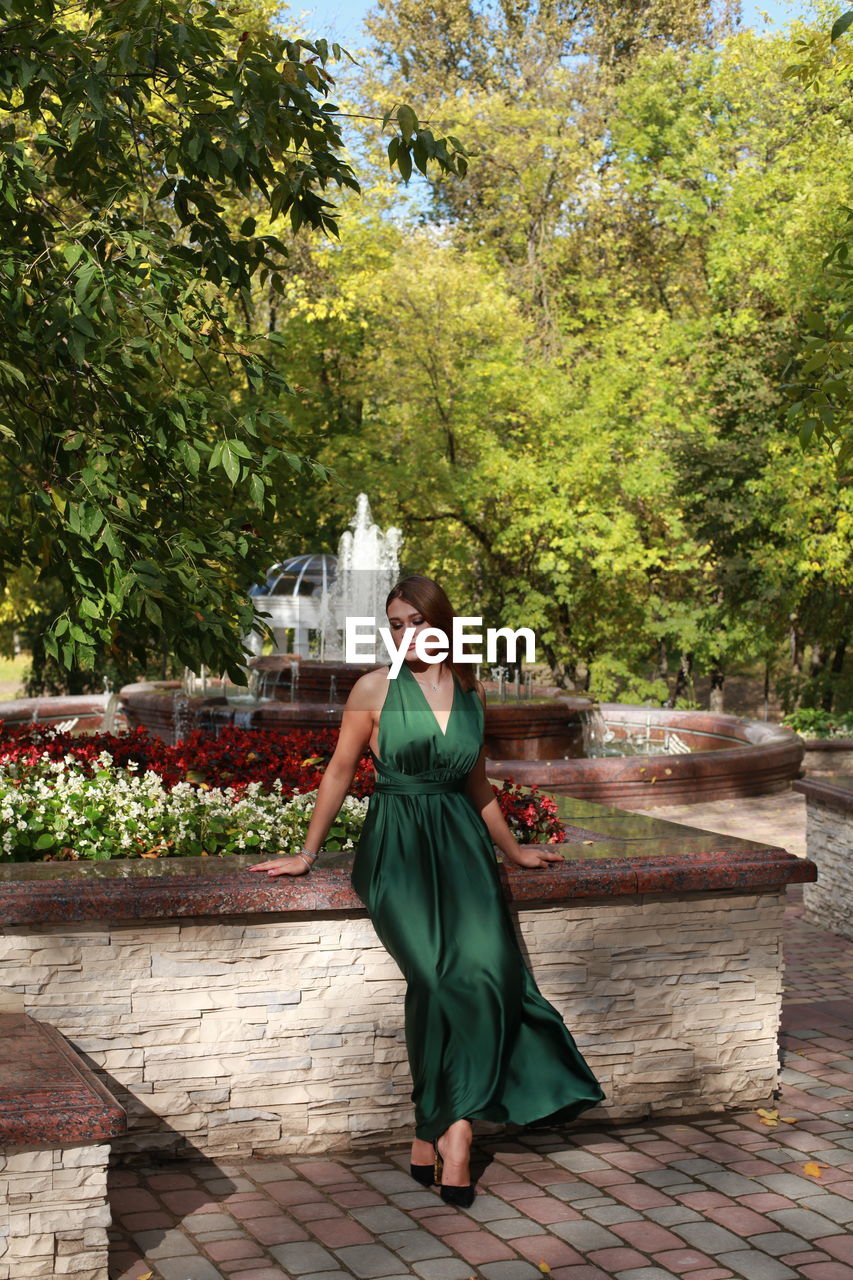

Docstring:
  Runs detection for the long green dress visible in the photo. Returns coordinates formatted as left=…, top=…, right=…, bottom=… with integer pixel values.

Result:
left=351, top=663, right=605, bottom=1142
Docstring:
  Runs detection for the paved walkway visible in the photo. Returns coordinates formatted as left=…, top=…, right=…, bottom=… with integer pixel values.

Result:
left=108, top=796, right=853, bottom=1280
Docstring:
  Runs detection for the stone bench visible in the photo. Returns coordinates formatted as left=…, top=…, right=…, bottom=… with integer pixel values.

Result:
left=0, top=1012, right=126, bottom=1280
left=794, top=773, right=853, bottom=941
left=0, top=797, right=815, bottom=1160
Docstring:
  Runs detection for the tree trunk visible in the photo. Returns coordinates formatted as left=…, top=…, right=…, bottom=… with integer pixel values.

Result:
left=789, top=621, right=804, bottom=709
left=672, top=652, right=693, bottom=703
left=709, top=665, right=725, bottom=714
left=824, top=638, right=848, bottom=711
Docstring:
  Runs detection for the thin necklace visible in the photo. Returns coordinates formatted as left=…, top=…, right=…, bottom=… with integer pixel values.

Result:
left=411, top=666, right=444, bottom=693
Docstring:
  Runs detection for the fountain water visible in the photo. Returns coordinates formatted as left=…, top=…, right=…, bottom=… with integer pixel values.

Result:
left=318, top=494, right=402, bottom=661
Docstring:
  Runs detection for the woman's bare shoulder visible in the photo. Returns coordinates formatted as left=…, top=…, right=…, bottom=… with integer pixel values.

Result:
left=346, top=666, right=392, bottom=710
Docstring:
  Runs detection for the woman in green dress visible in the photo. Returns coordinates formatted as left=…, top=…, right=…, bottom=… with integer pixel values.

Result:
left=251, top=576, right=605, bottom=1204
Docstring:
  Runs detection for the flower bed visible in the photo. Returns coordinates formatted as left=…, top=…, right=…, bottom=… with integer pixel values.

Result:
left=0, top=725, right=565, bottom=861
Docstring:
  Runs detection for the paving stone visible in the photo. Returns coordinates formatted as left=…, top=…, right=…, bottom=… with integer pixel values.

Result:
left=671, top=1159, right=725, bottom=1175
left=155, top=1260, right=227, bottom=1280
left=800, top=1194, right=853, bottom=1223
left=441, top=1229, right=516, bottom=1264
left=813, top=1235, right=853, bottom=1263
left=299, top=1273, right=359, bottom=1280
left=310, top=1218, right=374, bottom=1248
left=380, top=1229, right=452, bottom=1262
left=511, top=1234, right=585, bottom=1267
left=132, top=1229, right=197, bottom=1258
left=585, top=1205, right=644, bottom=1225
left=614, top=1222, right=686, bottom=1253
left=651, top=1249, right=719, bottom=1273
left=246, top=1216, right=310, bottom=1246
left=640, top=1169, right=699, bottom=1188
left=746, top=1232, right=811, bottom=1257
left=465, top=1194, right=521, bottom=1222
left=701, top=1173, right=765, bottom=1197
left=487, top=1217, right=546, bottom=1239
left=205, top=1237, right=266, bottom=1262
left=242, top=1167, right=298, bottom=1182
left=121, top=1211, right=176, bottom=1231
left=363, top=1171, right=421, bottom=1194
left=714, top=1251, right=797, bottom=1279
left=672, top=1222, right=747, bottom=1254
left=390, top=1191, right=444, bottom=1209
left=542, top=1182, right=607, bottom=1204
left=549, top=1150, right=611, bottom=1173
left=645, top=1207, right=703, bottom=1227
left=269, top=1241, right=340, bottom=1273
left=549, top=1220, right=622, bottom=1250
left=610, top=1269, right=681, bottom=1280
left=410, top=1259, right=479, bottom=1280
left=758, top=1174, right=840, bottom=1198
left=587, top=1246, right=649, bottom=1271
left=477, top=1263, right=543, bottom=1280
left=766, top=1208, right=846, bottom=1239
left=351, top=1206, right=415, bottom=1234
left=334, top=1243, right=412, bottom=1277
left=183, top=1212, right=238, bottom=1234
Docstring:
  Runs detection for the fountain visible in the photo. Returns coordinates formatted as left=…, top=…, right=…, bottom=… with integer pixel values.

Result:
left=118, top=492, right=803, bottom=802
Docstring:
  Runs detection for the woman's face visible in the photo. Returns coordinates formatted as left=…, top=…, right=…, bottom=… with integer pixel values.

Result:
left=386, top=597, right=432, bottom=664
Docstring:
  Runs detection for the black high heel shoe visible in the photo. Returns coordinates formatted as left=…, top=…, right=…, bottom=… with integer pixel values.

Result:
left=409, top=1161, right=436, bottom=1187
left=433, top=1140, right=475, bottom=1207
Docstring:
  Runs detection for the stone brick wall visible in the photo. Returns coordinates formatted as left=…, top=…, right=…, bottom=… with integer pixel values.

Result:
left=0, top=1144, right=110, bottom=1280
left=0, top=890, right=785, bottom=1158
left=803, top=801, right=853, bottom=941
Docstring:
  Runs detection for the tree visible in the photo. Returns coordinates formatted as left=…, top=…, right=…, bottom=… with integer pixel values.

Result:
left=781, top=9, right=853, bottom=483
left=0, top=0, right=465, bottom=682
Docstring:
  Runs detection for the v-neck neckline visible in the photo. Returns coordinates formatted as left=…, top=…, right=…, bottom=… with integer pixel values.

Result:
left=403, top=662, right=456, bottom=738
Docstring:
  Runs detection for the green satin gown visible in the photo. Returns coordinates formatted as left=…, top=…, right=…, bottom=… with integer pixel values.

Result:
left=351, top=663, right=605, bottom=1142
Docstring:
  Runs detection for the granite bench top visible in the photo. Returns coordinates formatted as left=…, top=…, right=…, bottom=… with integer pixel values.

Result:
left=0, top=1013, right=126, bottom=1145
left=0, top=797, right=816, bottom=924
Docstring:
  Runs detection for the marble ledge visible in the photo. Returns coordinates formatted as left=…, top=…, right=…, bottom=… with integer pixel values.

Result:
left=0, top=1013, right=126, bottom=1145
left=0, top=843, right=816, bottom=925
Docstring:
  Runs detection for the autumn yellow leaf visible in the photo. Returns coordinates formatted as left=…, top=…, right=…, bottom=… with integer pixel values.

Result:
left=803, top=1162, right=827, bottom=1178
left=779, top=1117, right=798, bottom=1124
left=757, top=1108, right=778, bottom=1119
left=538, top=1265, right=553, bottom=1276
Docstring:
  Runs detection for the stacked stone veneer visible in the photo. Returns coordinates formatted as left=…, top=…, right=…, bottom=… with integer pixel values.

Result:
left=0, top=1144, right=109, bottom=1280
left=803, top=799, right=853, bottom=941
left=0, top=889, right=785, bottom=1159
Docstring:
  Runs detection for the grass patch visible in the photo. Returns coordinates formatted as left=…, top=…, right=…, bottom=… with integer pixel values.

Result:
left=0, top=652, right=30, bottom=690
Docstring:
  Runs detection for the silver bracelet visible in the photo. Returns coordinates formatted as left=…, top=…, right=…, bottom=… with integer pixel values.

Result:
left=295, top=846, right=318, bottom=871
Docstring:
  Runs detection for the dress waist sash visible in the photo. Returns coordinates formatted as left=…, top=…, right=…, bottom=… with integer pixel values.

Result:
left=373, top=776, right=467, bottom=796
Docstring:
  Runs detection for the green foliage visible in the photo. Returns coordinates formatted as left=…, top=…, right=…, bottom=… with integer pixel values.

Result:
left=0, top=0, right=465, bottom=682
left=781, top=10, right=853, bottom=482
left=781, top=706, right=853, bottom=737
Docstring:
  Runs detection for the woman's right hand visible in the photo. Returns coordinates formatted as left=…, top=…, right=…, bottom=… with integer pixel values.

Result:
left=248, top=856, right=312, bottom=877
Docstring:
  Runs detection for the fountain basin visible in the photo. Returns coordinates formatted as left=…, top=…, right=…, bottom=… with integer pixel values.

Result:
left=486, top=704, right=804, bottom=805
left=0, top=694, right=125, bottom=735
left=119, top=682, right=803, bottom=805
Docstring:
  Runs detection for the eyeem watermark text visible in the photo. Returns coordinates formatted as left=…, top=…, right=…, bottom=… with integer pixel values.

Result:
left=345, top=617, right=536, bottom=678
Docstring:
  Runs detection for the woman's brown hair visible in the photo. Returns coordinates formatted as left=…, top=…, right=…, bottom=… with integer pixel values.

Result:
left=385, top=575, right=478, bottom=692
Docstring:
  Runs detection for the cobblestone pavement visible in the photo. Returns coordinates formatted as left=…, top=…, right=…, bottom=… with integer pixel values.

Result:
left=108, top=796, right=853, bottom=1280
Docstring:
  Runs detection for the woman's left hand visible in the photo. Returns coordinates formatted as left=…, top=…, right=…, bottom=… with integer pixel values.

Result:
left=503, top=847, right=564, bottom=870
